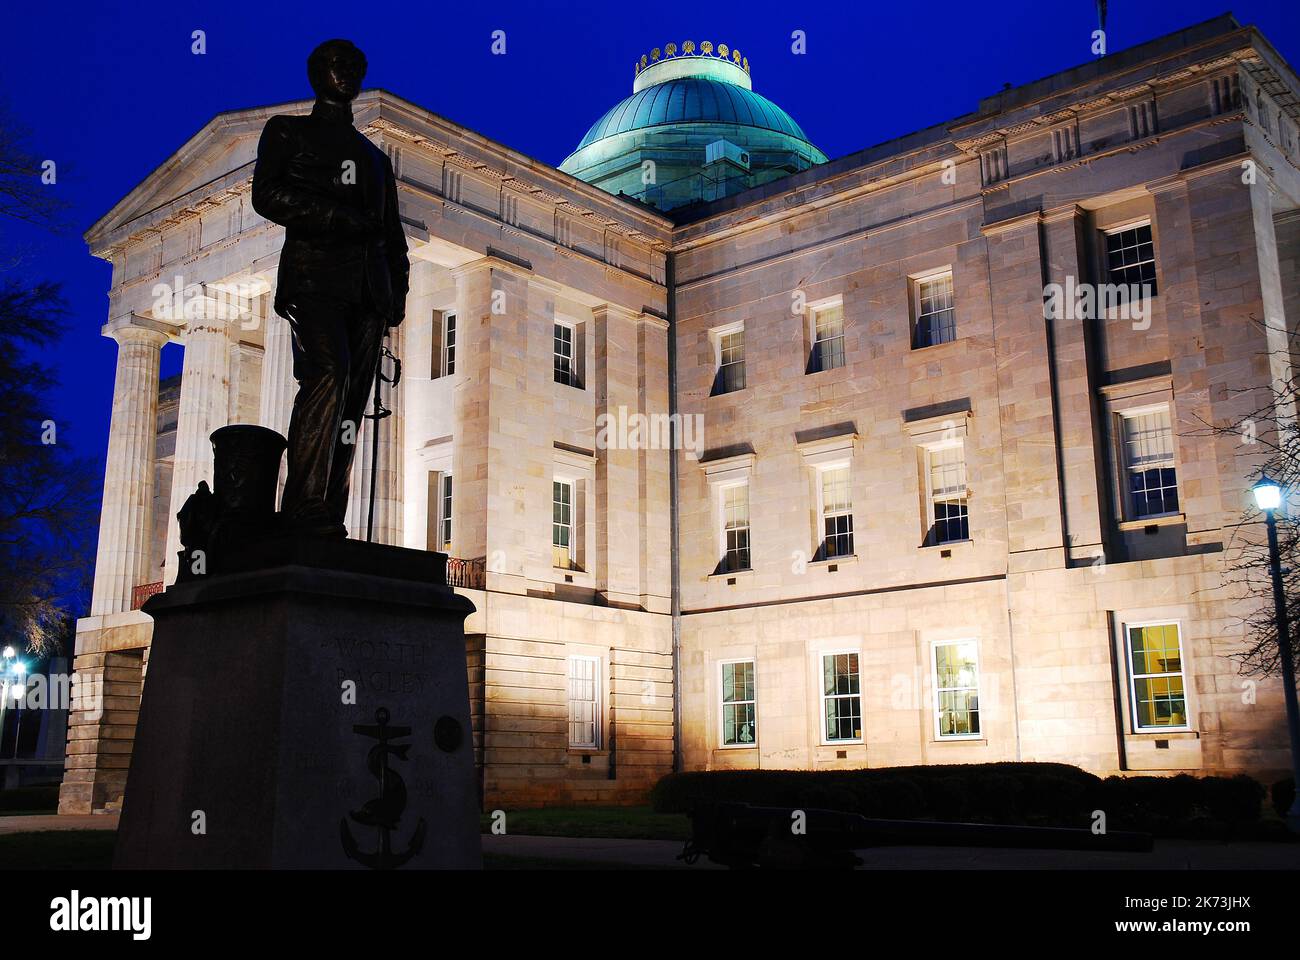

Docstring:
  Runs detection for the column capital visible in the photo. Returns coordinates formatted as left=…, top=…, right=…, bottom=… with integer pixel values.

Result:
left=102, top=315, right=174, bottom=347
left=450, top=253, right=534, bottom=285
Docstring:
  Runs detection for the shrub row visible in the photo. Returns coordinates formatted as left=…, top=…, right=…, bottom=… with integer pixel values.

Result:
left=650, top=763, right=1277, bottom=838
left=0, top=782, right=60, bottom=813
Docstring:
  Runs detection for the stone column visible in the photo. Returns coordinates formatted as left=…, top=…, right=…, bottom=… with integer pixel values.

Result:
left=1041, top=205, right=1106, bottom=565
left=163, top=309, right=230, bottom=584
left=593, top=304, right=643, bottom=605
left=258, top=289, right=296, bottom=499
left=982, top=211, right=1067, bottom=572
left=346, top=321, right=404, bottom=544
left=90, top=321, right=170, bottom=616
left=449, top=257, right=548, bottom=592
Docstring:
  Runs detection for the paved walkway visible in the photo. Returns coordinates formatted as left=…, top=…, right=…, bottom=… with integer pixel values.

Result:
left=0, top=814, right=119, bottom=835
left=4, top=815, right=1296, bottom=869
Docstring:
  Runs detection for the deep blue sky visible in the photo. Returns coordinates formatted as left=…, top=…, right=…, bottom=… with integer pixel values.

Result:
left=2, top=1, right=1297, bottom=506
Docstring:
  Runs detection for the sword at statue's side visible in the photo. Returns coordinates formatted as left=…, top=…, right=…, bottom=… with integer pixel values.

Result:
left=364, top=334, right=401, bottom=543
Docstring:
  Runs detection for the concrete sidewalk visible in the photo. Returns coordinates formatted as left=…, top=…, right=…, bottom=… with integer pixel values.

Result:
left=4, top=815, right=1296, bottom=869
left=0, top=814, right=119, bottom=835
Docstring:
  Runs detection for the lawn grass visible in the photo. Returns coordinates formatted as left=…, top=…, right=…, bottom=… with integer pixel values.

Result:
left=479, top=805, right=690, bottom=841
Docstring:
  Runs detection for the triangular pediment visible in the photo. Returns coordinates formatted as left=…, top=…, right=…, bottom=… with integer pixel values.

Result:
left=85, top=95, right=318, bottom=252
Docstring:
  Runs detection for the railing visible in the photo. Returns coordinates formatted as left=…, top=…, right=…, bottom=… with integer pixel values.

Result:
left=131, top=581, right=164, bottom=610
left=446, top=557, right=486, bottom=590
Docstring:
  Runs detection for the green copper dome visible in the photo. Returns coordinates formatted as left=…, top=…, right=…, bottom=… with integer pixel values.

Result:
left=560, top=42, right=826, bottom=210
left=572, top=78, right=816, bottom=151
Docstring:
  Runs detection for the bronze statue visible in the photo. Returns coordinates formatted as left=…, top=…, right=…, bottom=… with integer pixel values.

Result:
left=251, top=39, right=409, bottom=538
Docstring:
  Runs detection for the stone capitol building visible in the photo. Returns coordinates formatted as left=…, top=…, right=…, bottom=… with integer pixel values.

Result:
left=59, top=15, right=1300, bottom=813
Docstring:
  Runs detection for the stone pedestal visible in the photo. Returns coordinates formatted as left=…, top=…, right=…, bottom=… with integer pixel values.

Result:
left=114, top=537, right=481, bottom=869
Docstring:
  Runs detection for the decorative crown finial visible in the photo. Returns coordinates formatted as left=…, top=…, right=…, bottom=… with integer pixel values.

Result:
left=632, top=39, right=751, bottom=77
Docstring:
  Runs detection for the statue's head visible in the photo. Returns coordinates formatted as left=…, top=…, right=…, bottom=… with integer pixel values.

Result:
left=307, top=39, right=367, bottom=103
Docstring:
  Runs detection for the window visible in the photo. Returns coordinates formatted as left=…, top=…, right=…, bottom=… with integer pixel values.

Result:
left=554, top=321, right=577, bottom=386
left=441, top=311, right=456, bottom=376
left=933, top=641, right=980, bottom=739
left=1119, top=407, right=1179, bottom=519
left=926, top=443, right=969, bottom=544
left=720, top=660, right=757, bottom=747
left=437, top=474, right=453, bottom=552
left=713, top=326, right=746, bottom=395
left=821, top=652, right=861, bottom=743
left=1105, top=222, right=1158, bottom=295
left=719, top=483, right=751, bottom=573
left=1126, top=623, right=1187, bottom=731
left=553, top=479, right=575, bottom=569
left=913, top=271, right=956, bottom=348
left=809, top=302, right=845, bottom=373
left=567, top=656, right=601, bottom=748
left=818, top=465, right=854, bottom=559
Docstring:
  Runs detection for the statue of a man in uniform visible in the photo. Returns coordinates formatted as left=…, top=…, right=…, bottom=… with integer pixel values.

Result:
left=252, top=39, right=409, bottom=538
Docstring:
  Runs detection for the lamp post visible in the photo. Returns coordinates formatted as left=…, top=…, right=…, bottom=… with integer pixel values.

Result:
left=1253, top=476, right=1300, bottom=830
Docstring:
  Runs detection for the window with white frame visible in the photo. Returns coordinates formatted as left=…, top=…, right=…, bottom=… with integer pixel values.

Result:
left=567, top=655, right=601, bottom=748
left=554, top=320, right=577, bottom=387
left=808, top=301, right=845, bottom=373
left=913, top=271, right=956, bottom=348
left=719, top=483, right=751, bottom=573
left=552, top=479, right=575, bottom=569
left=441, top=311, right=457, bottom=377
left=1118, top=407, right=1179, bottom=520
left=818, top=465, right=854, bottom=559
left=1104, top=222, right=1158, bottom=295
left=437, top=474, right=453, bottom=552
left=1125, top=622, right=1187, bottom=731
left=720, top=659, right=757, bottom=747
left=713, top=324, right=746, bottom=395
left=821, top=652, right=861, bottom=742
left=926, top=442, right=969, bottom=544
left=933, top=640, right=980, bottom=739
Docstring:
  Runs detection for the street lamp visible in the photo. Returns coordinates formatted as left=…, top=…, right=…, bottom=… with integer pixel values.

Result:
left=1253, top=475, right=1300, bottom=831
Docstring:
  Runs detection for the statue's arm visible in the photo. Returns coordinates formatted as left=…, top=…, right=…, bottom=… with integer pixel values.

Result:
left=251, top=117, right=342, bottom=235
left=384, top=157, right=410, bottom=326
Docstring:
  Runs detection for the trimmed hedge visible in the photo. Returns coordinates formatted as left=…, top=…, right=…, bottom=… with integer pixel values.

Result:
left=0, top=782, right=60, bottom=813
left=650, top=763, right=1276, bottom=839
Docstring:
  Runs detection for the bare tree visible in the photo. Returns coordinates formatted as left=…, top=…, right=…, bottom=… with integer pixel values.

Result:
left=1202, top=318, right=1300, bottom=678
left=0, top=108, right=93, bottom=655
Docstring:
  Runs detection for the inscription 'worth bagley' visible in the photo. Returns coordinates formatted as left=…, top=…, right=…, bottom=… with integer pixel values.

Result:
left=328, top=634, right=432, bottom=695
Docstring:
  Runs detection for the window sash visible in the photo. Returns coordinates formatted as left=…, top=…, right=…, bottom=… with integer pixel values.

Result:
left=717, top=329, right=746, bottom=393
left=811, top=304, right=845, bottom=372
left=1105, top=223, right=1158, bottom=294
left=721, top=484, right=751, bottom=572
left=720, top=660, right=757, bottom=746
left=1120, top=409, right=1179, bottom=519
left=819, top=466, right=854, bottom=559
left=554, top=322, right=576, bottom=386
left=553, top=480, right=575, bottom=568
left=442, top=312, right=457, bottom=376
left=933, top=641, right=980, bottom=738
left=1126, top=623, right=1188, bottom=731
left=567, top=656, right=600, bottom=748
left=439, top=474, right=453, bottom=552
left=821, top=652, right=862, bottom=742
left=914, top=273, right=956, bottom=347
left=927, top=444, right=969, bottom=544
